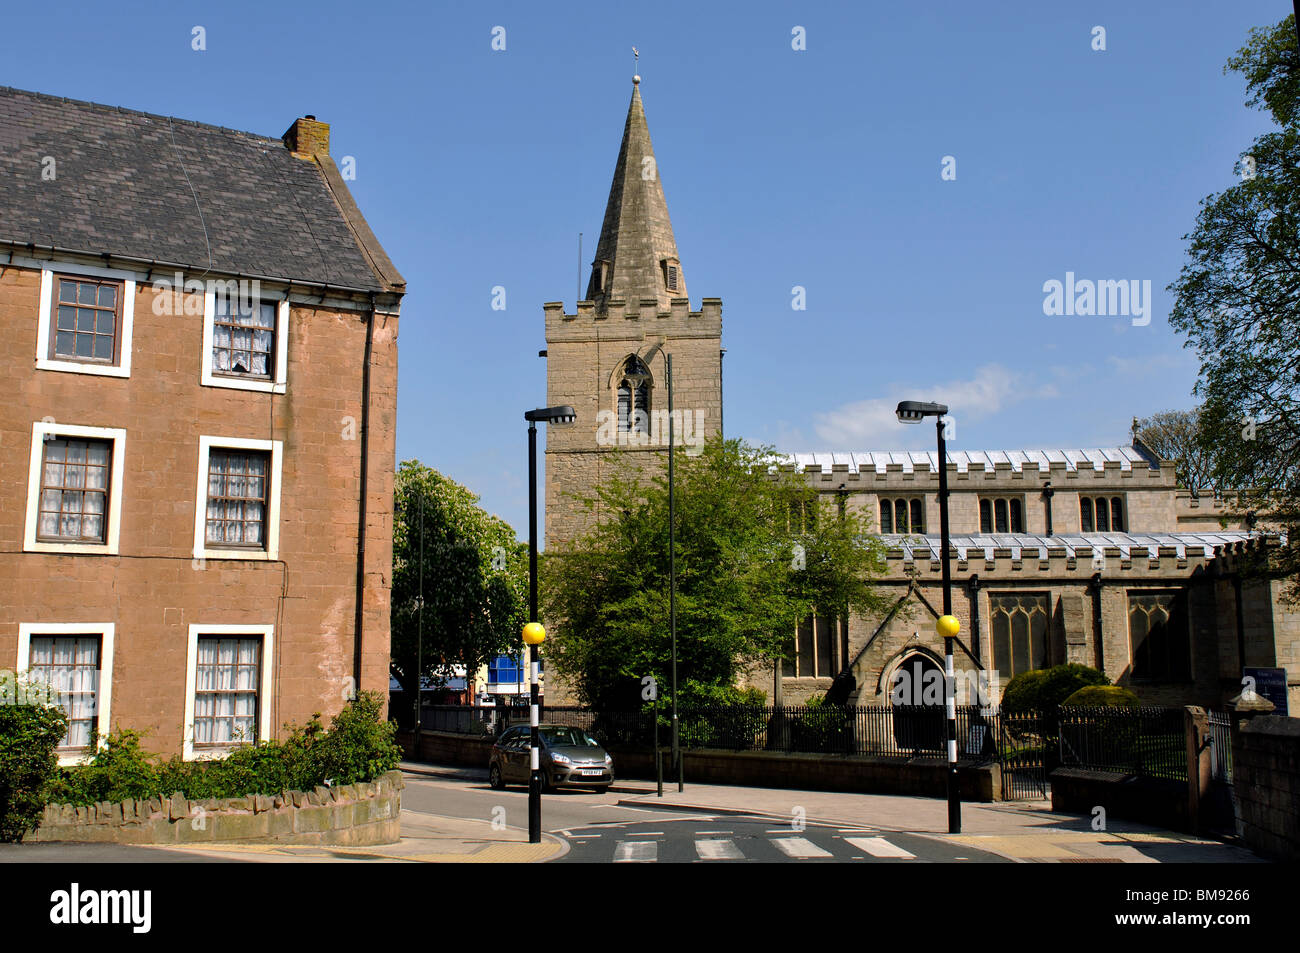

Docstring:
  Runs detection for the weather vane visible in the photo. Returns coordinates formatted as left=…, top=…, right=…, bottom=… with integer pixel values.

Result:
left=633, top=46, right=640, bottom=84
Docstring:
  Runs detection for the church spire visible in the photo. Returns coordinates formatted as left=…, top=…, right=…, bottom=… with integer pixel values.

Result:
left=586, top=76, right=685, bottom=311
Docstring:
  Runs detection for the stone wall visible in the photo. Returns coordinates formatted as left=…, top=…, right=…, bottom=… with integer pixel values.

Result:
left=1231, top=714, right=1300, bottom=861
left=28, top=770, right=403, bottom=846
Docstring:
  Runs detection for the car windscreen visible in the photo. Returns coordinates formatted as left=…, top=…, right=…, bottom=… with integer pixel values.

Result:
left=539, top=727, right=598, bottom=747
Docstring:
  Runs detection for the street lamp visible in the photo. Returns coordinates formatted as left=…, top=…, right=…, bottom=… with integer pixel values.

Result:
left=524, top=405, right=576, bottom=844
left=896, top=399, right=962, bottom=834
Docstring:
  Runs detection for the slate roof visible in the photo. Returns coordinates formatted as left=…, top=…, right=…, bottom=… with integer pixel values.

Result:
left=0, top=86, right=396, bottom=292
left=779, top=447, right=1158, bottom=474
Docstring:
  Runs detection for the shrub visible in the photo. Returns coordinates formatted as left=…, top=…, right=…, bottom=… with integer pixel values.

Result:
left=45, top=692, right=398, bottom=808
left=0, top=675, right=69, bottom=842
left=1002, top=664, right=1109, bottom=713
left=1062, top=685, right=1140, bottom=707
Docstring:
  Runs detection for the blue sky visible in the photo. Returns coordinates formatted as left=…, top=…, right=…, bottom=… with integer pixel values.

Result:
left=1, top=1, right=1285, bottom=538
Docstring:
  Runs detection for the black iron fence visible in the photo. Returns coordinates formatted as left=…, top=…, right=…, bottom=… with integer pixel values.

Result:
left=1056, top=706, right=1188, bottom=781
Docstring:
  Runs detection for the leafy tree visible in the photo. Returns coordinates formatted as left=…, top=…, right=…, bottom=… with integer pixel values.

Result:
left=1135, top=408, right=1219, bottom=494
left=541, top=436, right=891, bottom=709
left=390, top=461, right=528, bottom=703
left=1167, top=13, right=1300, bottom=590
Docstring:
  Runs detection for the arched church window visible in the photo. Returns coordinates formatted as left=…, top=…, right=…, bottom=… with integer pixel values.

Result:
left=616, top=356, right=651, bottom=435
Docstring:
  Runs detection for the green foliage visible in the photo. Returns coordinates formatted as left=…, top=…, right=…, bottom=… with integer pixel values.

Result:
left=45, top=693, right=399, bottom=808
left=0, top=679, right=69, bottom=842
left=1001, top=664, right=1109, bottom=713
left=1167, top=14, right=1300, bottom=594
left=391, top=461, right=528, bottom=698
left=1062, top=685, right=1141, bottom=708
left=543, top=435, right=890, bottom=708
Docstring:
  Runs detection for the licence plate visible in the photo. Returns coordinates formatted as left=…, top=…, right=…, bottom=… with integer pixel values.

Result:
left=577, top=769, right=604, bottom=776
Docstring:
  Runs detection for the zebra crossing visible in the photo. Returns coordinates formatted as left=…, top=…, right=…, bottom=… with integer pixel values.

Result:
left=593, top=827, right=920, bottom=863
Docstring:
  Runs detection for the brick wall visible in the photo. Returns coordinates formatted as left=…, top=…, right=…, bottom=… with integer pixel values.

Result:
left=0, top=264, right=398, bottom=756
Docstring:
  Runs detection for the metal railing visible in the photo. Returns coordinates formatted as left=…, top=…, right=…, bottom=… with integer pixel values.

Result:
left=1056, top=706, right=1188, bottom=781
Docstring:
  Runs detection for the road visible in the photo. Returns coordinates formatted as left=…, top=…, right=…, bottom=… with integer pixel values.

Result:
left=401, top=768, right=1011, bottom=863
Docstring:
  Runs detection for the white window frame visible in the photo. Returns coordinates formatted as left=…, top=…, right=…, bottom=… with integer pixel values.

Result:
left=34, top=262, right=136, bottom=378
left=25, top=422, right=127, bottom=555
left=201, top=291, right=289, bottom=393
left=183, top=624, right=274, bottom=761
left=193, top=435, right=284, bottom=561
left=16, top=622, right=115, bottom=766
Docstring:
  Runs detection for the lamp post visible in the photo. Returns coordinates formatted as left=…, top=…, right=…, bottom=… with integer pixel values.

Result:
left=637, top=342, right=681, bottom=792
left=523, top=405, right=576, bottom=844
left=896, top=399, right=961, bottom=834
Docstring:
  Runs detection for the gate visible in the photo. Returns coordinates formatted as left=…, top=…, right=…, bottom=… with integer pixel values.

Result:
left=1204, top=710, right=1236, bottom=833
left=996, top=710, right=1049, bottom=800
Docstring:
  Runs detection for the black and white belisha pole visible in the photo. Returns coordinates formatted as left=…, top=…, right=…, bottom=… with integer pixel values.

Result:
left=522, top=405, right=575, bottom=846
left=936, top=414, right=962, bottom=835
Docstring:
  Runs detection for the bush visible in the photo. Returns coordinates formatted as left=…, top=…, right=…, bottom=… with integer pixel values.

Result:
left=0, top=676, right=69, bottom=842
left=1062, top=685, right=1140, bottom=708
left=45, top=692, right=399, bottom=808
left=1002, top=664, right=1109, bottom=713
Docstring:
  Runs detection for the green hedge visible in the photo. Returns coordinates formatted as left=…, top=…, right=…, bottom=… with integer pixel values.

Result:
left=46, top=692, right=400, bottom=808
left=1002, top=664, right=1109, bottom=713
left=1062, top=685, right=1140, bottom=707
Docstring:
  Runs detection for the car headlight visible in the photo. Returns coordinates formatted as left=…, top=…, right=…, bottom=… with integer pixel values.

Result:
left=551, top=753, right=571, bottom=764
left=604, top=754, right=613, bottom=764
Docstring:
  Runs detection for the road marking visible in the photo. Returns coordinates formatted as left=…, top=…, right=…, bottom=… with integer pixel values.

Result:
left=837, top=828, right=877, bottom=834
left=695, top=839, right=745, bottom=860
left=626, top=831, right=663, bottom=836
left=614, top=841, right=658, bottom=863
left=771, top=837, right=833, bottom=859
left=695, top=831, right=733, bottom=835
left=844, top=837, right=915, bottom=859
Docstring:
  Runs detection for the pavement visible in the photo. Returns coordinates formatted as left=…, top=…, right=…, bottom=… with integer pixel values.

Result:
left=154, top=806, right=566, bottom=863
left=607, top=778, right=1264, bottom=863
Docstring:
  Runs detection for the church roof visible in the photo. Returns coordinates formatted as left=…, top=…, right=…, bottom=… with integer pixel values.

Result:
left=587, top=79, right=684, bottom=310
left=883, top=531, right=1258, bottom=563
left=779, top=447, right=1156, bottom=474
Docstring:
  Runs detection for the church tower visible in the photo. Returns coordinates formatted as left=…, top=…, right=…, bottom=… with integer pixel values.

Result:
left=543, top=76, right=723, bottom=551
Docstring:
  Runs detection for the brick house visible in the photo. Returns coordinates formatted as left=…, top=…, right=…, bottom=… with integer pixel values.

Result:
left=0, top=87, right=404, bottom=761
left=542, top=77, right=1297, bottom=714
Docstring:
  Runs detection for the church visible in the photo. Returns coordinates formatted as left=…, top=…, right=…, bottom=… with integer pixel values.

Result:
left=540, top=76, right=1297, bottom=716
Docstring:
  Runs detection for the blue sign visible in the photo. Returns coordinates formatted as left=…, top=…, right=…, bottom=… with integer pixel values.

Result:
left=1243, top=667, right=1289, bottom=717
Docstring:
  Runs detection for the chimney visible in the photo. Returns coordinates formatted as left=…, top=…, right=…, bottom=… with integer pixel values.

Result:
left=282, top=114, right=330, bottom=157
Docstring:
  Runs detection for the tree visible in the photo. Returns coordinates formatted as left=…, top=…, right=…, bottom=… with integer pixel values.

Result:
left=390, top=461, right=528, bottom=705
left=541, top=436, right=891, bottom=709
left=1167, top=13, right=1300, bottom=589
left=1135, top=408, right=1218, bottom=494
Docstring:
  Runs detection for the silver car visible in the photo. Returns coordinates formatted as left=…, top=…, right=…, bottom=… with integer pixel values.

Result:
left=488, top=724, right=614, bottom=792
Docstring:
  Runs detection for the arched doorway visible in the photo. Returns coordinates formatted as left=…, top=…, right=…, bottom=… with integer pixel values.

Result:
left=889, top=652, right=945, bottom=754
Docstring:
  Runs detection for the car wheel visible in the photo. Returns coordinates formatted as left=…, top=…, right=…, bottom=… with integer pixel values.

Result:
left=489, top=763, right=504, bottom=790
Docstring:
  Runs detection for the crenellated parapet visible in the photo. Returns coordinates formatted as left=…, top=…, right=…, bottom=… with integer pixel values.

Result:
left=545, top=297, right=722, bottom=343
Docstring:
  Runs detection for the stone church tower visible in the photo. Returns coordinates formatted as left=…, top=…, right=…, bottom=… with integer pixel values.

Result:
left=543, top=77, right=723, bottom=551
